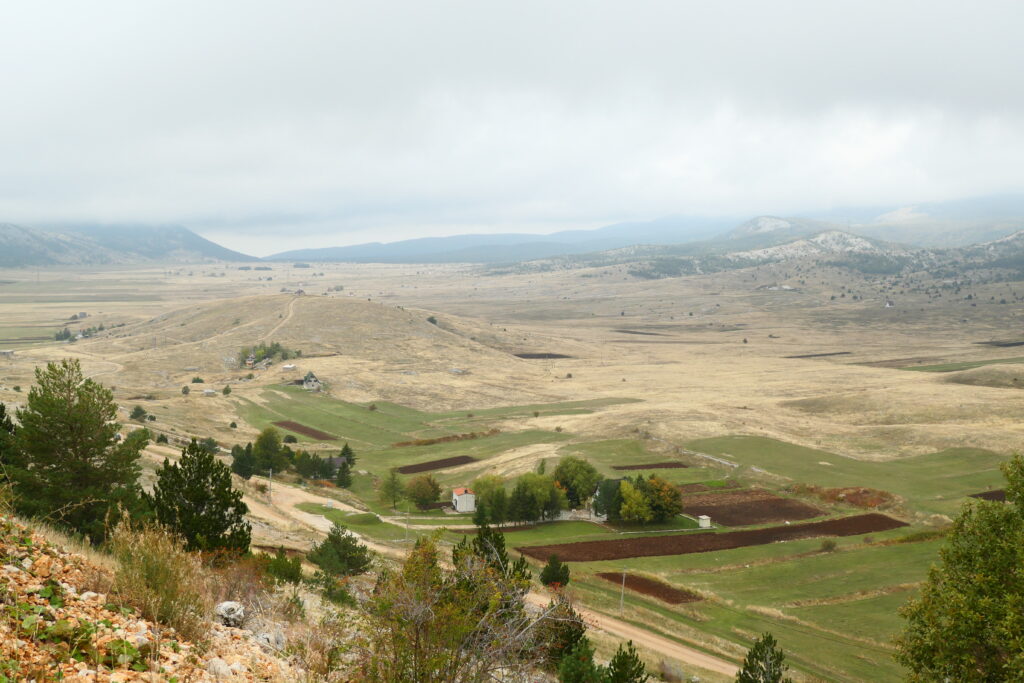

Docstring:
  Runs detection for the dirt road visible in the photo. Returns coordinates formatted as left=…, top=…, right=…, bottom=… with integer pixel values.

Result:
left=262, top=479, right=739, bottom=677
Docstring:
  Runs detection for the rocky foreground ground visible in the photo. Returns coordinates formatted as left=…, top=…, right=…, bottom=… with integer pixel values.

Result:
left=0, top=517, right=301, bottom=682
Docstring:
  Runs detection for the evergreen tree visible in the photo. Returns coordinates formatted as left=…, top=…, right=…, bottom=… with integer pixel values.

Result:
left=264, top=546, right=303, bottom=584
left=252, top=427, right=289, bottom=474
left=897, top=454, right=1024, bottom=679
left=340, top=442, right=356, bottom=466
left=593, top=479, right=623, bottom=521
left=605, top=641, right=649, bottom=683
left=536, top=597, right=587, bottom=670
left=509, top=480, right=538, bottom=524
left=335, top=459, right=352, bottom=488
left=540, top=554, right=570, bottom=588
left=149, top=439, right=251, bottom=553
left=379, top=468, right=405, bottom=509
left=231, top=442, right=256, bottom=479
left=0, top=402, right=16, bottom=465
left=308, top=523, right=372, bottom=576
left=736, top=633, right=792, bottom=683
left=453, top=524, right=531, bottom=586
left=473, top=501, right=490, bottom=527
left=9, top=359, right=146, bottom=542
left=559, top=637, right=605, bottom=683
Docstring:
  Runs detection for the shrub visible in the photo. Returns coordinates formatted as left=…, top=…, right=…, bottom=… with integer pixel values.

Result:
left=156, top=433, right=168, bottom=444
left=230, top=421, right=237, bottom=428
left=283, top=434, right=298, bottom=444
left=222, top=385, right=232, bottom=396
left=108, top=516, right=213, bottom=643
left=130, top=405, right=147, bottom=420
left=264, top=547, right=303, bottom=585
left=191, top=377, right=204, bottom=383
left=820, top=538, right=837, bottom=553
left=181, top=385, right=190, bottom=395
left=540, top=554, right=570, bottom=588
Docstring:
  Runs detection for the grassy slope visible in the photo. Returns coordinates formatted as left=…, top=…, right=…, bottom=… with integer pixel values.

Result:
left=903, top=356, right=1024, bottom=372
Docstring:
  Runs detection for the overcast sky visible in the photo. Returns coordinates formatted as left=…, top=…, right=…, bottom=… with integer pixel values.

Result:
left=1, top=1, right=1022, bottom=256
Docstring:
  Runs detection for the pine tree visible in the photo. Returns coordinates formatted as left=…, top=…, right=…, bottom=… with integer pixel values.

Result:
left=0, top=402, right=15, bottom=465
left=473, top=501, right=490, bottom=527
left=308, top=523, right=372, bottom=576
left=454, top=524, right=532, bottom=586
left=149, top=439, right=251, bottom=553
left=340, top=442, right=356, bottom=466
left=379, top=469, right=405, bottom=509
left=231, top=442, right=256, bottom=480
left=605, top=640, right=649, bottom=683
left=558, top=637, right=605, bottom=683
left=736, top=633, right=793, bottom=683
left=536, top=597, right=587, bottom=670
left=540, top=554, right=570, bottom=588
left=9, top=359, right=146, bottom=542
left=335, top=459, right=352, bottom=488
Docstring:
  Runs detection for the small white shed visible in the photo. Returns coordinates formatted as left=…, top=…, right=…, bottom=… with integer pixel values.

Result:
left=452, top=487, right=476, bottom=513
left=698, top=515, right=712, bottom=529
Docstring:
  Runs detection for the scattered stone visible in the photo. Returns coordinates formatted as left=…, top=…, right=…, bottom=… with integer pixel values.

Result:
left=207, top=656, right=235, bottom=678
left=215, top=601, right=246, bottom=627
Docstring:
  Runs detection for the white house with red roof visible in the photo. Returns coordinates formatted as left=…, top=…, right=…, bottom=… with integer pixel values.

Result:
left=452, top=487, right=476, bottom=513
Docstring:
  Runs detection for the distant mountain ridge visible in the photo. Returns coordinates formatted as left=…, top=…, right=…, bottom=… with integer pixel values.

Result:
left=0, top=223, right=252, bottom=267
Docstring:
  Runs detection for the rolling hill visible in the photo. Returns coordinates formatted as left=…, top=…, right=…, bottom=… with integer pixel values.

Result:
left=0, top=223, right=252, bottom=266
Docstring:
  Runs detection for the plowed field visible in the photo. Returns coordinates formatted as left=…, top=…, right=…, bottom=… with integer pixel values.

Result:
left=272, top=420, right=336, bottom=440
left=517, top=513, right=907, bottom=562
left=595, top=573, right=701, bottom=604
left=396, top=455, right=477, bottom=474
left=970, top=489, right=1006, bottom=501
left=612, top=462, right=689, bottom=471
left=680, top=488, right=822, bottom=526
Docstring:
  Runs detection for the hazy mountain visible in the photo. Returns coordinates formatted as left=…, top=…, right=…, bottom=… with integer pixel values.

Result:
left=0, top=223, right=252, bottom=267
left=266, top=215, right=739, bottom=263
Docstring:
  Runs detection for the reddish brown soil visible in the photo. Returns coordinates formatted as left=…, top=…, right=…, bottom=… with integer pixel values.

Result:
left=516, top=513, right=907, bottom=562
left=595, top=573, right=701, bottom=605
left=680, top=488, right=822, bottom=526
left=272, top=420, right=336, bottom=440
left=612, top=462, right=689, bottom=471
left=392, top=428, right=499, bottom=448
left=678, top=481, right=741, bottom=494
left=396, top=455, right=478, bottom=474
left=970, top=489, right=1006, bottom=502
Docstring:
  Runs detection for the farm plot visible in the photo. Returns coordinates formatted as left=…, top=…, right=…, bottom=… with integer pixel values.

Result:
left=612, top=461, right=688, bottom=471
left=517, top=513, right=907, bottom=562
left=595, top=573, right=701, bottom=605
left=678, top=480, right=740, bottom=493
left=272, top=420, right=336, bottom=441
left=397, top=455, right=478, bottom=474
left=679, top=488, right=822, bottom=526
left=969, top=489, right=1006, bottom=501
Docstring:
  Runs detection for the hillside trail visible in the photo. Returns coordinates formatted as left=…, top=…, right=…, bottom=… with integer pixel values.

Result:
left=266, top=479, right=739, bottom=677
left=261, top=296, right=298, bottom=342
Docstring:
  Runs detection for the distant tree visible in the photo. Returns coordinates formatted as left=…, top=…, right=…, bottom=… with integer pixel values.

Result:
left=379, top=469, right=405, bottom=509
left=155, top=433, right=169, bottom=444
left=540, top=554, right=570, bottom=588
left=308, top=522, right=372, bottom=577
left=283, top=434, right=298, bottom=444
left=509, top=479, right=540, bottom=524
left=473, top=501, right=490, bottom=527
left=130, top=405, right=147, bottom=420
left=222, top=385, right=231, bottom=396
left=231, top=442, right=256, bottom=480
left=593, top=479, right=623, bottom=521
left=619, top=481, right=653, bottom=525
left=149, top=439, right=251, bottom=553
left=637, top=475, right=682, bottom=523
left=553, top=456, right=602, bottom=508
left=896, top=454, right=1024, bottom=680
left=736, top=633, right=793, bottom=683
left=9, top=359, right=147, bottom=542
left=559, top=637, right=604, bottom=683
left=181, top=385, right=190, bottom=395
left=191, top=376, right=204, bottom=383
left=605, top=641, right=649, bottom=683
left=252, top=427, right=288, bottom=474
left=340, top=442, right=356, bottom=466
left=406, top=474, right=442, bottom=509
left=335, top=459, right=352, bottom=488
left=518, top=472, right=568, bottom=521
left=473, top=474, right=509, bottom=524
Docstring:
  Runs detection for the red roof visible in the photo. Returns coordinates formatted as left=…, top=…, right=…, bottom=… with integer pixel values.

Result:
left=453, top=487, right=474, bottom=496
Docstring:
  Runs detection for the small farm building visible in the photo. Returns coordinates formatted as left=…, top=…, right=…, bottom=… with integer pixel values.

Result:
left=452, top=487, right=476, bottom=513
left=698, top=515, right=711, bottom=529
left=0, top=350, right=12, bottom=358
left=302, top=371, right=321, bottom=391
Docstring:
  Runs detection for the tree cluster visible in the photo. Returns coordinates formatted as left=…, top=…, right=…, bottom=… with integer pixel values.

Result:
left=594, top=475, right=681, bottom=524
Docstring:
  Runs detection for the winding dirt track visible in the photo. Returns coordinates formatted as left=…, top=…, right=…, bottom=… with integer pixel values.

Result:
left=262, top=479, right=739, bottom=677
